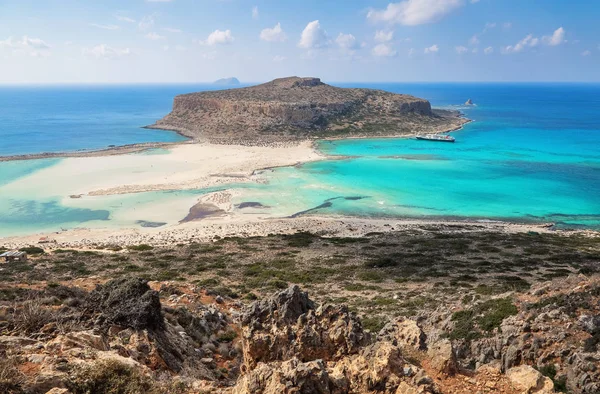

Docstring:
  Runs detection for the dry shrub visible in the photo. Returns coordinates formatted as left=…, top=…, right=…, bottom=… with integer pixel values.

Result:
left=65, top=359, right=156, bottom=394
left=0, top=356, right=25, bottom=394
left=12, top=299, right=53, bottom=334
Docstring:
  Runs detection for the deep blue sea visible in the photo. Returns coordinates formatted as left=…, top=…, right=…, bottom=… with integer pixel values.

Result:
left=0, top=82, right=599, bottom=236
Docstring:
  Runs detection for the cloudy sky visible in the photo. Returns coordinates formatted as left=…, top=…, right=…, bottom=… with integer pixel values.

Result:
left=0, top=0, right=598, bottom=83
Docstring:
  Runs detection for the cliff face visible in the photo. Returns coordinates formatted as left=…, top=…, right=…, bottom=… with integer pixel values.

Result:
left=151, top=77, right=466, bottom=144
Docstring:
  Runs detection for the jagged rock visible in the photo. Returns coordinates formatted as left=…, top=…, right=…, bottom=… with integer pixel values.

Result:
left=427, top=339, right=457, bottom=376
left=578, top=315, right=600, bottom=334
left=379, top=318, right=426, bottom=351
left=86, top=278, right=163, bottom=330
left=240, top=286, right=369, bottom=368
left=506, top=365, right=554, bottom=393
left=233, top=358, right=332, bottom=394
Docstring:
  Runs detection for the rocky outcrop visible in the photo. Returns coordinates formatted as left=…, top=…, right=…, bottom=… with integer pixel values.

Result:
left=151, top=76, right=468, bottom=144
left=234, top=286, right=439, bottom=394
left=239, top=285, right=369, bottom=368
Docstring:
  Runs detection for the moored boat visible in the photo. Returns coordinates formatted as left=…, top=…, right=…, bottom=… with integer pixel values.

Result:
left=416, top=134, right=455, bottom=143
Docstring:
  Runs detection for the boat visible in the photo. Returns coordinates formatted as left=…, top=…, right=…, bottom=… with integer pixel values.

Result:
left=416, top=134, right=455, bottom=143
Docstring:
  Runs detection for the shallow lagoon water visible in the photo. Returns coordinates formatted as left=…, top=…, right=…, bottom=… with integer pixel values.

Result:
left=234, top=83, right=600, bottom=228
left=1, top=83, right=599, bottom=236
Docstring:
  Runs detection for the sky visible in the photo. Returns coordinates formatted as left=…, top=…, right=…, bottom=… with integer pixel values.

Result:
left=0, top=0, right=599, bottom=84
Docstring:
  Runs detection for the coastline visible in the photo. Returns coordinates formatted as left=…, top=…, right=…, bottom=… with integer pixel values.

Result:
left=1, top=214, right=595, bottom=250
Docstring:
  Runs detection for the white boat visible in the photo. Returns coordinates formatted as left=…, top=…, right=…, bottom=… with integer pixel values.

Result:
left=416, top=134, right=455, bottom=143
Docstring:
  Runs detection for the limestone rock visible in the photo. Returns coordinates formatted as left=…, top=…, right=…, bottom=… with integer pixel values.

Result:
left=506, top=365, right=555, bottom=393
left=240, top=286, right=369, bottom=368
left=233, top=358, right=332, bottom=394
left=379, top=318, right=426, bottom=350
left=427, top=339, right=458, bottom=376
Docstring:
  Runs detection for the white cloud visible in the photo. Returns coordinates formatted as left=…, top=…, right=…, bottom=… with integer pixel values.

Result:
left=116, top=15, right=136, bottom=23
left=90, top=24, right=120, bottom=30
left=138, top=15, right=155, bottom=31
left=202, top=29, right=234, bottom=46
left=484, top=46, right=493, bottom=54
left=374, top=30, right=394, bottom=43
left=260, top=23, right=287, bottom=42
left=503, top=34, right=539, bottom=54
left=252, top=6, right=259, bottom=19
left=145, top=32, right=165, bottom=40
left=273, top=55, right=286, bottom=62
left=503, top=22, right=512, bottom=30
left=543, top=27, right=566, bottom=46
left=469, top=35, right=479, bottom=46
left=298, top=20, right=329, bottom=49
left=83, top=44, right=131, bottom=59
left=175, top=45, right=187, bottom=51
left=408, top=48, right=415, bottom=57
left=424, top=44, right=439, bottom=54
left=503, top=28, right=564, bottom=54
left=1, top=36, right=51, bottom=57
left=336, top=33, right=359, bottom=50
left=367, top=0, right=465, bottom=26
left=162, top=27, right=182, bottom=33
left=455, top=45, right=468, bottom=54
left=21, top=36, right=50, bottom=50
left=372, top=43, right=397, bottom=57
left=582, top=50, right=591, bottom=56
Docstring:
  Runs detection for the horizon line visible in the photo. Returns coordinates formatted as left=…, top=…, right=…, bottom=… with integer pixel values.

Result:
left=1, top=80, right=600, bottom=86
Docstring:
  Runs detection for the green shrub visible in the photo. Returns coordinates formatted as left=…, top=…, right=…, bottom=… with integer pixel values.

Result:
left=362, top=316, right=386, bottom=333
left=18, top=246, right=44, bottom=255
left=127, top=244, right=153, bottom=251
left=218, top=330, right=237, bottom=343
left=476, top=298, right=518, bottom=332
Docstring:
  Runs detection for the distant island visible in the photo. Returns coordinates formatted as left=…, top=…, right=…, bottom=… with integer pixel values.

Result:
left=150, top=76, right=468, bottom=144
left=213, top=77, right=241, bottom=86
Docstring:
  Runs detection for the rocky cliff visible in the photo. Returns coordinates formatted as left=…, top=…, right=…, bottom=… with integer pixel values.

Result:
left=150, top=77, right=467, bottom=144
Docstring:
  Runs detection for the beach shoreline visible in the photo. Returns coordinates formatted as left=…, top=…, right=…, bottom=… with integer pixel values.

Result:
left=2, top=214, right=596, bottom=250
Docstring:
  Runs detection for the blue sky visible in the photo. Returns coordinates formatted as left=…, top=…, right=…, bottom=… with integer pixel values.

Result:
left=0, top=0, right=598, bottom=83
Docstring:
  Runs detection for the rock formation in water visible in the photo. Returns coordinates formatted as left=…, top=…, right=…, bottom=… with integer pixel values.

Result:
left=214, top=77, right=241, bottom=86
left=465, top=98, right=474, bottom=105
left=150, top=76, right=468, bottom=144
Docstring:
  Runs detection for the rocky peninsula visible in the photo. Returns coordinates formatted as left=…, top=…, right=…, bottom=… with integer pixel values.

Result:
left=149, top=77, right=468, bottom=145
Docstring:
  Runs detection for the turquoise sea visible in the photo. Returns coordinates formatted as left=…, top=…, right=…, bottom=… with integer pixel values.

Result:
left=0, top=83, right=599, bottom=236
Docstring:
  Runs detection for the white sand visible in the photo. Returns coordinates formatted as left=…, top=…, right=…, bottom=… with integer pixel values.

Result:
left=2, top=141, right=324, bottom=197
left=2, top=215, right=593, bottom=250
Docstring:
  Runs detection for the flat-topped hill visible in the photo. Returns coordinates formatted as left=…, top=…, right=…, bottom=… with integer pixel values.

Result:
left=150, top=77, right=467, bottom=144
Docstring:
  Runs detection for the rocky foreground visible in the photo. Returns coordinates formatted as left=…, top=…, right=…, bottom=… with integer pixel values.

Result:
left=150, top=77, right=468, bottom=144
left=1, top=229, right=599, bottom=393
left=1, top=276, right=599, bottom=393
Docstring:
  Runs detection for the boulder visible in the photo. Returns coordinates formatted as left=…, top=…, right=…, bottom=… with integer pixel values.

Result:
left=506, top=365, right=554, bottom=394
left=427, top=339, right=457, bottom=376
left=233, top=358, right=332, bottom=394
left=379, top=318, right=426, bottom=350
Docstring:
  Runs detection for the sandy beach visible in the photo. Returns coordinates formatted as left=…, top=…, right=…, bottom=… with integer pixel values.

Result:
left=2, top=214, right=593, bottom=250
left=1, top=140, right=324, bottom=197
